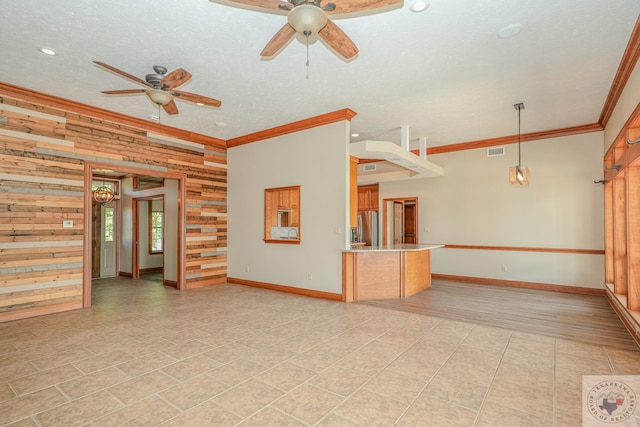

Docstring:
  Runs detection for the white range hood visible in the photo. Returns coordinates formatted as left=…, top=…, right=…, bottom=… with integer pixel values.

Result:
left=350, top=140, right=444, bottom=181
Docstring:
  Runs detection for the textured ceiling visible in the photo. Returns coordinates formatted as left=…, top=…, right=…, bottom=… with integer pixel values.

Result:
left=0, top=0, right=638, bottom=148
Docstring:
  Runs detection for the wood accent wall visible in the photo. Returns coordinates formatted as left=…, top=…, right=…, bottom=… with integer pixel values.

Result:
left=0, top=89, right=227, bottom=321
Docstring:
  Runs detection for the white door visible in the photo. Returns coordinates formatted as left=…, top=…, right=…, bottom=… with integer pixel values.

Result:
left=100, top=204, right=117, bottom=277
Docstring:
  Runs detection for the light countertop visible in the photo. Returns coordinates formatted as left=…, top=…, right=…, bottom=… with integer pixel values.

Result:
left=343, top=243, right=444, bottom=253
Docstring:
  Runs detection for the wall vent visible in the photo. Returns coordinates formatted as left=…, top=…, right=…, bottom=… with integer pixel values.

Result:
left=487, top=146, right=505, bottom=157
left=363, top=163, right=377, bottom=171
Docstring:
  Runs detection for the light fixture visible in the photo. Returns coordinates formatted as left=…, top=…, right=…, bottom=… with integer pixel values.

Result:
left=39, top=47, right=57, bottom=56
left=146, top=89, right=173, bottom=106
left=410, top=0, right=430, bottom=13
left=92, top=175, right=114, bottom=205
left=497, top=24, right=523, bottom=39
left=287, top=4, right=329, bottom=77
left=287, top=4, right=328, bottom=35
left=509, top=102, right=530, bottom=186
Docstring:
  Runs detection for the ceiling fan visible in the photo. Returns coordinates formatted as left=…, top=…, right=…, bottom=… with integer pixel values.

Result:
left=212, top=0, right=403, bottom=60
left=93, top=61, right=221, bottom=115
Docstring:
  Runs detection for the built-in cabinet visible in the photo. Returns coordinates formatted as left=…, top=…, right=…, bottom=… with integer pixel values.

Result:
left=358, top=184, right=379, bottom=211
left=603, top=110, right=640, bottom=346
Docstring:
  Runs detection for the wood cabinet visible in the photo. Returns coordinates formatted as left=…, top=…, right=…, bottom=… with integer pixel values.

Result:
left=358, top=184, right=379, bottom=211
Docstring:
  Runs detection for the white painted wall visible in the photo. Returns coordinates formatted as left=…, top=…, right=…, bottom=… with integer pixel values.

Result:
left=379, top=132, right=605, bottom=288
left=164, top=180, right=178, bottom=283
left=604, top=56, right=640, bottom=150
left=227, top=121, right=350, bottom=294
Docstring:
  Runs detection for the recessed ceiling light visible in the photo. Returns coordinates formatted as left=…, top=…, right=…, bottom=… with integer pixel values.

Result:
left=39, top=47, right=57, bottom=56
left=351, top=133, right=359, bottom=137
left=215, top=121, right=228, bottom=127
left=410, top=0, right=430, bottom=13
left=497, top=24, right=523, bottom=39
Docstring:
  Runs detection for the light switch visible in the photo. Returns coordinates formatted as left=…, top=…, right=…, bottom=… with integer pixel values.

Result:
left=63, top=220, right=73, bottom=228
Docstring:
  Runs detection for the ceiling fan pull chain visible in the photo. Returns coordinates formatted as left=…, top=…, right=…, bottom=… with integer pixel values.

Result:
left=158, top=103, right=162, bottom=125
left=304, top=30, right=311, bottom=79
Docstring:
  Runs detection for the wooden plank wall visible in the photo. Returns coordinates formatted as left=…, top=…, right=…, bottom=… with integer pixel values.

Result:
left=0, top=93, right=227, bottom=321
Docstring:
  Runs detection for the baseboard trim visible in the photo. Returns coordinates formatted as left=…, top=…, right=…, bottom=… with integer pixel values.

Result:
left=119, top=271, right=133, bottom=278
left=605, top=289, right=640, bottom=348
left=0, top=301, right=82, bottom=323
left=140, top=267, right=163, bottom=274
left=163, top=280, right=178, bottom=288
left=432, top=274, right=605, bottom=296
left=227, top=277, right=342, bottom=301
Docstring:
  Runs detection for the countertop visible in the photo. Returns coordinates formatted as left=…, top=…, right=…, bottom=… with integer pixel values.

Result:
left=343, top=243, right=444, bottom=253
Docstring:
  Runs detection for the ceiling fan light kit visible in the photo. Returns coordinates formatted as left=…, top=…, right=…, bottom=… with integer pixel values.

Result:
left=146, top=88, right=173, bottom=106
left=288, top=4, right=328, bottom=35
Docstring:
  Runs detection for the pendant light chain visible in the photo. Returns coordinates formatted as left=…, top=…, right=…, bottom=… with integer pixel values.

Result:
left=304, top=30, right=311, bottom=79
left=518, top=104, right=521, bottom=167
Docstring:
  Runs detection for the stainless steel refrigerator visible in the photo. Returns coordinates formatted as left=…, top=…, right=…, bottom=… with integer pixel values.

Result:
left=357, top=211, right=379, bottom=246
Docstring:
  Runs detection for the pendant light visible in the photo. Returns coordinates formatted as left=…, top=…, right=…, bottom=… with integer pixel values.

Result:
left=92, top=174, right=114, bottom=205
left=509, top=102, right=530, bottom=185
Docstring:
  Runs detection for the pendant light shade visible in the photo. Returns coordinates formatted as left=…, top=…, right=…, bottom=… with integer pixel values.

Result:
left=92, top=184, right=114, bottom=205
left=287, top=4, right=328, bottom=35
left=509, top=102, right=530, bottom=186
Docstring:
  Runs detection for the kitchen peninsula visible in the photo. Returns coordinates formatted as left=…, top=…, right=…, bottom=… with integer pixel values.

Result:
left=342, top=244, right=443, bottom=302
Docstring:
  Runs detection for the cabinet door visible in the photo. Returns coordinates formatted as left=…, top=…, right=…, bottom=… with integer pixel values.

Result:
left=369, top=186, right=379, bottom=211
left=358, top=187, right=370, bottom=210
left=278, top=190, right=291, bottom=210
left=289, top=187, right=300, bottom=226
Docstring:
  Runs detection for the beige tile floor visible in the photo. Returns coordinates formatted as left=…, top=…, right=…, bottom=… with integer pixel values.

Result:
left=0, top=277, right=639, bottom=426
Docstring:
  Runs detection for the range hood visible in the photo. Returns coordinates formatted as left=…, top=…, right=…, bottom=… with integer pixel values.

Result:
left=350, top=140, right=444, bottom=180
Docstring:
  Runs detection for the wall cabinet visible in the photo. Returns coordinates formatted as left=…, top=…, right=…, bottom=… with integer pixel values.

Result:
left=358, top=184, right=379, bottom=211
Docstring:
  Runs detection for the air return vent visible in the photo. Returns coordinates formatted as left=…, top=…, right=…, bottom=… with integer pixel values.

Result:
left=487, top=146, right=505, bottom=157
left=363, top=164, right=377, bottom=171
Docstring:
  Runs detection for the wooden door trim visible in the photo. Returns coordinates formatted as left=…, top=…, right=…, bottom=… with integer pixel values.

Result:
left=382, top=197, right=419, bottom=246
left=83, top=162, right=187, bottom=307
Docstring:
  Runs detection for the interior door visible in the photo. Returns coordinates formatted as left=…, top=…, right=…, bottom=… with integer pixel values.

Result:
left=393, top=201, right=404, bottom=244
left=100, top=203, right=117, bottom=278
left=404, top=203, right=416, bottom=243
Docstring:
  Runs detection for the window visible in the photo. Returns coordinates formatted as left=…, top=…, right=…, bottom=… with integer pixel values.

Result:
left=104, top=207, right=114, bottom=242
left=149, top=209, right=163, bottom=254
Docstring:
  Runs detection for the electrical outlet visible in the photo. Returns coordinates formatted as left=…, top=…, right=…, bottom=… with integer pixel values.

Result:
left=501, top=265, right=508, bottom=272
left=334, top=227, right=341, bottom=234
left=245, top=265, right=250, bottom=272
left=63, top=220, right=73, bottom=228
left=308, top=272, right=313, bottom=280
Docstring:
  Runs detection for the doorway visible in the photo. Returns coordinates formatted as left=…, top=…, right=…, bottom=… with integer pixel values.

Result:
left=382, top=197, right=418, bottom=245
left=84, top=162, right=186, bottom=307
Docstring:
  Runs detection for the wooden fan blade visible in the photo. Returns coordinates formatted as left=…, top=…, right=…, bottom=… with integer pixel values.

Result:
left=261, top=23, right=296, bottom=57
left=318, top=19, right=358, bottom=59
left=101, top=89, right=146, bottom=95
left=163, top=100, right=179, bottom=115
left=93, top=61, right=152, bottom=88
left=213, top=0, right=289, bottom=14
left=217, top=0, right=402, bottom=15
left=162, top=68, right=192, bottom=90
left=173, top=90, right=222, bottom=108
